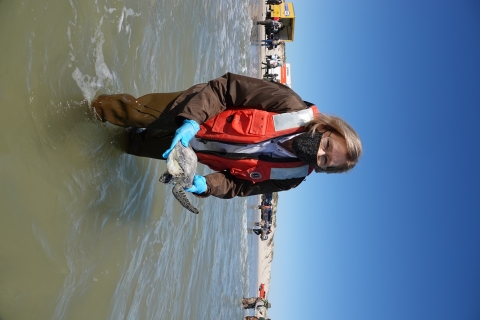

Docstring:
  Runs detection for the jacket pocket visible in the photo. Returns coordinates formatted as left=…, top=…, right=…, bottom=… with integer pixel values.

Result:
left=247, top=110, right=268, bottom=136
left=211, top=109, right=268, bottom=137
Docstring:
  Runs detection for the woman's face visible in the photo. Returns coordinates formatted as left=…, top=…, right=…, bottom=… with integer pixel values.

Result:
left=316, top=131, right=348, bottom=170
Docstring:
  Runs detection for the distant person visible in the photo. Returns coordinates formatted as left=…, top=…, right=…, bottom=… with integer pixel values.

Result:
left=257, top=20, right=283, bottom=31
left=263, top=53, right=282, bottom=67
left=258, top=20, right=284, bottom=35
left=262, top=73, right=278, bottom=82
left=242, top=297, right=271, bottom=310
left=255, top=221, right=271, bottom=228
left=92, top=73, right=363, bottom=199
left=253, top=220, right=271, bottom=232
left=262, top=77, right=277, bottom=82
left=262, top=72, right=278, bottom=77
left=260, top=39, right=284, bottom=49
left=261, top=209, right=272, bottom=224
left=253, top=226, right=271, bottom=238
left=253, top=228, right=264, bottom=236
left=261, top=61, right=283, bottom=69
left=256, top=298, right=271, bottom=313
left=266, top=54, right=281, bottom=61
left=242, top=297, right=262, bottom=309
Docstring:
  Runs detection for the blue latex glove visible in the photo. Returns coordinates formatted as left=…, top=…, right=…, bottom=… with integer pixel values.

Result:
left=162, top=119, right=200, bottom=159
left=184, top=175, right=207, bottom=194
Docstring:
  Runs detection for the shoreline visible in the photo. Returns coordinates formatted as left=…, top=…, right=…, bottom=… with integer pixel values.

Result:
left=250, top=2, right=282, bottom=316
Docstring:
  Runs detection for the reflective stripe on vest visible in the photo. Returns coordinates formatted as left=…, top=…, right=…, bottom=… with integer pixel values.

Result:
left=270, top=165, right=310, bottom=180
left=273, top=108, right=315, bottom=132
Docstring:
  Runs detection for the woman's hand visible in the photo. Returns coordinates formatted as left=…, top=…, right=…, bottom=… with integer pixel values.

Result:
left=162, top=119, right=200, bottom=159
left=184, top=175, right=207, bottom=194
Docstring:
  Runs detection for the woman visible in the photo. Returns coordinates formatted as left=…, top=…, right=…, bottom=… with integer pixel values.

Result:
left=92, top=73, right=362, bottom=199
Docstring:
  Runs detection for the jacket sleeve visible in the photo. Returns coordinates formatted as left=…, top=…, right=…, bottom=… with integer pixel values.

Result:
left=168, top=72, right=307, bottom=126
left=198, top=171, right=305, bottom=199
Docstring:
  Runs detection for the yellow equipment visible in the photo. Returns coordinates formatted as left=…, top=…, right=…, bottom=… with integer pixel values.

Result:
left=269, top=2, right=295, bottom=42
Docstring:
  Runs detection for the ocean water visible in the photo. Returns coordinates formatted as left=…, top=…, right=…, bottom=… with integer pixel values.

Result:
left=0, top=0, right=264, bottom=319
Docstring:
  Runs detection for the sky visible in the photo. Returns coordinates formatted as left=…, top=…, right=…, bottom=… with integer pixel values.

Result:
left=268, top=1, right=480, bottom=320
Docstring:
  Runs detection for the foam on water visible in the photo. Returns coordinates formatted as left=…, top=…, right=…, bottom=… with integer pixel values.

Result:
left=71, top=17, right=113, bottom=105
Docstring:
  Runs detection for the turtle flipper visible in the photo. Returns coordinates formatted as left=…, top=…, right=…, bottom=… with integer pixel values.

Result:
left=172, top=185, right=199, bottom=214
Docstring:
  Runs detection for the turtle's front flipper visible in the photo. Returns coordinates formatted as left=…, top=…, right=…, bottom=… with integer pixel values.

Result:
left=172, top=185, right=199, bottom=214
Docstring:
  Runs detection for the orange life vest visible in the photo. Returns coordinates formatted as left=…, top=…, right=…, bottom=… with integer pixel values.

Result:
left=195, top=106, right=320, bottom=182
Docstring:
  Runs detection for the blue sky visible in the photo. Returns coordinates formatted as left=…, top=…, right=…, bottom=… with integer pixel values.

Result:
left=268, top=1, right=480, bottom=319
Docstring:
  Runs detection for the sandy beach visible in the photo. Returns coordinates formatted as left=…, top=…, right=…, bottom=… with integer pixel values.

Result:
left=253, top=194, right=277, bottom=318
left=249, top=3, right=283, bottom=317
left=256, top=196, right=275, bottom=288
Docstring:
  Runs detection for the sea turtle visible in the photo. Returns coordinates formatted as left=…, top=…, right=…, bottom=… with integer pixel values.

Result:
left=159, top=141, right=199, bottom=214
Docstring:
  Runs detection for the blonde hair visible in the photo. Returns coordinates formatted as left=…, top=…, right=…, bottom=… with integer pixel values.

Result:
left=306, top=113, right=363, bottom=173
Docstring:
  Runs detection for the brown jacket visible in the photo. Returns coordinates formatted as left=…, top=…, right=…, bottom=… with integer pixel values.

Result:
left=147, top=73, right=311, bottom=199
